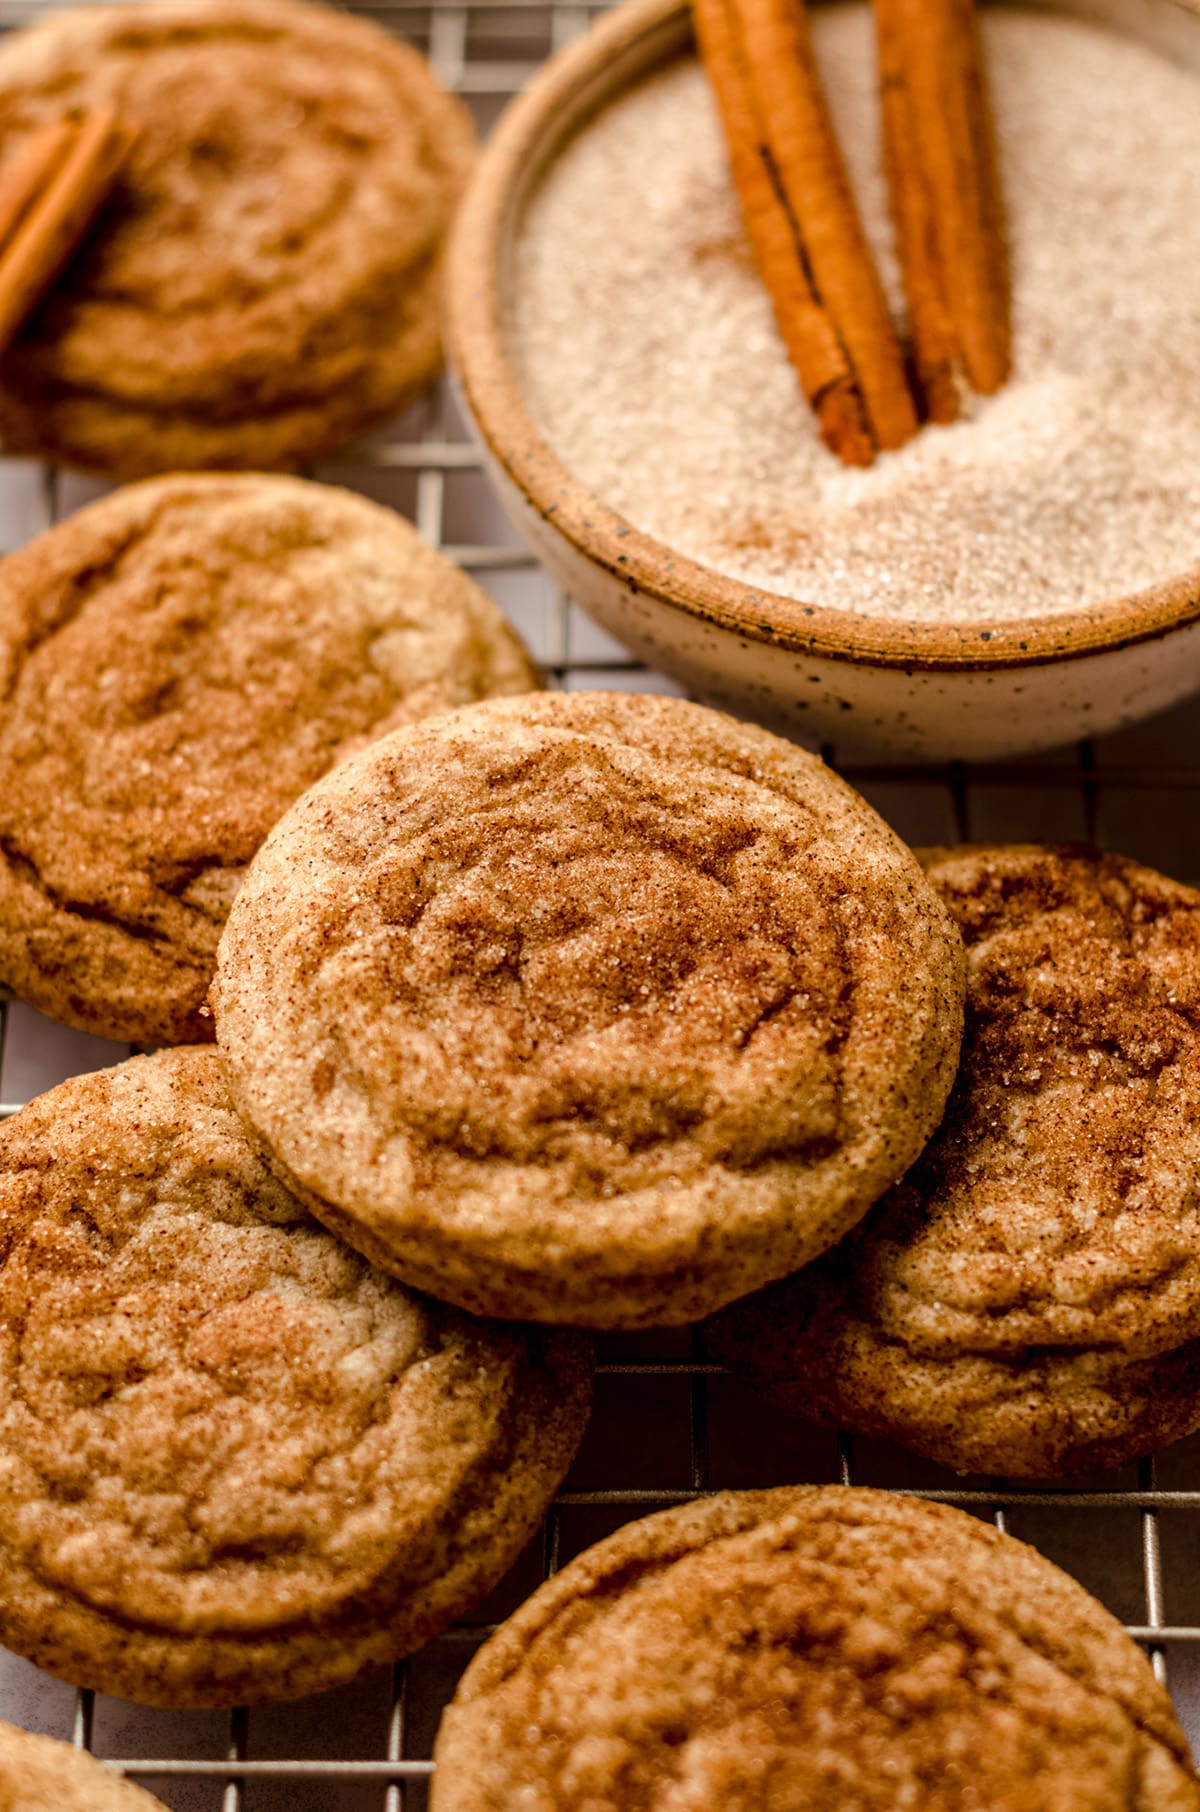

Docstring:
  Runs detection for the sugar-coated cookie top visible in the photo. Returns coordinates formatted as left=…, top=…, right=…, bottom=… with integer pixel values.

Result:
left=0, top=1047, right=589, bottom=1706
left=215, top=689, right=965, bottom=1327
left=0, top=473, right=538, bottom=1044
left=709, top=842, right=1200, bottom=1478
left=433, top=1486, right=1200, bottom=1810
left=853, top=843, right=1200, bottom=1357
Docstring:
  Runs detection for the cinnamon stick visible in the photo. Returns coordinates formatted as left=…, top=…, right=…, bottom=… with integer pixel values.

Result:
left=0, top=118, right=78, bottom=259
left=693, top=0, right=875, bottom=465
left=876, top=0, right=1010, bottom=400
left=960, top=0, right=1009, bottom=386
left=877, top=3, right=959, bottom=422
left=0, top=110, right=136, bottom=361
left=736, top=0, right=918, bottom=452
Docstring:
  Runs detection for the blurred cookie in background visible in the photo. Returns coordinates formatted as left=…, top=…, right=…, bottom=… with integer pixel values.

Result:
left=0, top=0, right=473, bottom=473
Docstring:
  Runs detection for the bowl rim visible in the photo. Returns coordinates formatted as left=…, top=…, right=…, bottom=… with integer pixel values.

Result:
left=446, top=0, right=1200, bottom=675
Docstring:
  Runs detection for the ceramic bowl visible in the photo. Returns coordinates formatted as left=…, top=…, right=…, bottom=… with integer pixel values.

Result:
left=446, top=0, right=1200, bottom=761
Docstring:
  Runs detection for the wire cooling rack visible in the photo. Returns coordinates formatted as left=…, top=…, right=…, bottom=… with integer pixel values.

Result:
left=0, top=1, right=1199, bottom=1804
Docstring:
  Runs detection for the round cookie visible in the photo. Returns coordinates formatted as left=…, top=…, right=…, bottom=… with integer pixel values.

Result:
left=0, top=473, right=539, bottom=1045
left=431, top=1485, right=1200, bottom=1811
left=711, top=843, right=1200, bottom=1477
left=213, top=690, right=965, bottom=1328
left=0, top=1048, right=591, bottom=1707
left=0, top=1724, right=165, bottom=1812
left=0, top=0, right=474, bottom=474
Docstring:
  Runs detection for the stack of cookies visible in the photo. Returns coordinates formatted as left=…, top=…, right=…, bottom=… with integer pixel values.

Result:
left=0, top=0, right=1195, bottom=1766
left=0, top=654, right=975, bottom=1703
left=197, top=691, right=1200, bottom=1489
left=0, top=466, right=591, bottom=1708
left=0, top=515, right=1198, bottom=1795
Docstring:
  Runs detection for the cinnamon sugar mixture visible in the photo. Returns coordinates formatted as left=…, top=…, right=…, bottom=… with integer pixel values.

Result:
left=509, top=7, right=1200, bottom=623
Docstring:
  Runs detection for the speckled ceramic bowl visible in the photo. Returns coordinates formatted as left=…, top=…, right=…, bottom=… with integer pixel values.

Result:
left=446, top=0, right=1200, bottom=761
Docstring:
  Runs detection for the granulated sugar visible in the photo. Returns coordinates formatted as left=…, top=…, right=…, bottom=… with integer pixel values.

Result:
left=509, top=7, right=1200, bottom=623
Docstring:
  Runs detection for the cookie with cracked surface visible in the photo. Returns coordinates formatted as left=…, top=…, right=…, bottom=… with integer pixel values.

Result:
left=0, top=1047, right=591, bottom=1707
left=0, top=472, right=539, bottom=1045
left=213, top=690, right=965, bottom=1328
left=431, top=1485, right=1200, bottom=1811
left=0, top=0, right=474, bottom=474
left=0, top=1724, right=166, bottom=1811
left=710, top=843, right=1200, bottom=1477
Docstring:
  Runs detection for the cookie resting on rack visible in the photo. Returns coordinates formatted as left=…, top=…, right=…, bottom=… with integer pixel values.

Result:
left=213, top=690, right=966, bottom=1328
left=431, top=1485, right=1200, bottom=1811
left=711, top=844, right=1200, bottom=1477
left=0, top=0, right=474, bottom=474
left=0, top=1723, right=166, bottom=1811
left=0, top=472, right=539, bottom=1046
left=0, top=1048, right=590, bottom=1707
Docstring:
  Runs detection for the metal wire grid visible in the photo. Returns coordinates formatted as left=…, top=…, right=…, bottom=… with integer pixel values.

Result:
left=0, top=0, right=1195, bottom=1802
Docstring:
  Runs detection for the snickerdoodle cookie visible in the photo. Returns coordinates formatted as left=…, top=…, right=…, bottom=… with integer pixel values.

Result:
left=0, top=1047, right=590, bottom=1707
left=0, top=1725, right=165, bottom=1812
left=0, top=473, right=538, bottom=1045
left=712, top=844, right=1200, bottom=1477
left=431, top=1485, right=1200, bottom=1811
left=0, top=0, right=474, bottom=474
left=214, top=690, right=965, bottom=1328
